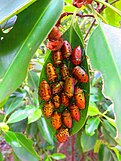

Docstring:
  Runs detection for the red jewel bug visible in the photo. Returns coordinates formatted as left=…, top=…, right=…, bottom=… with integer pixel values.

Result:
left=61, top=40, right=72, bottom=59
left=71, top=46, right=82, bottom=65
left=46, top=63, right=58, bottom=82
left=74, top=87, right=85, bottom=109
left=39, top=80, right=51, bottom=101
left=72, top=66, right=89, bottom=83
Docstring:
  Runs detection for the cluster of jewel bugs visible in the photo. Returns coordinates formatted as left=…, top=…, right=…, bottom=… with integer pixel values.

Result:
left=39, top=26, right=89, bottom=143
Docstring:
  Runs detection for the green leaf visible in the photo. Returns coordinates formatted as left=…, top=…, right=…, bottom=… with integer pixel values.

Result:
left=28, top=71, right=39, bottom=91
left=5, top=97, right=24, bottom=116
left=51, top=153, right=66, bottom=160
left=94, top=140, right=105, bottom=153
left=103, top=114, right=116, bottom=128
left=39, top=24, right=90, bottom=136
left=81, top=130, right=98, bottom=152
left=45, top=145, right=55, bottom=150
left=64, top=0, right=72, bottom=5
left=86, top=22, right=121, bottom=144
left=104, top=0, right=121, bottom=27
left=7, top=105, right=35, bottom=123
left=0, top=114, right=4, bottom=122
left=85, top=117, right=100, bottom=136
left=116, top=145, right=121, bottom=152
left=110, top=151, right=119, bottom=161
left=13, top=152, right=21, bottom=161
left=102, top=119, right=116, bottom=138
left=98, top=144, right=104, bottom=161
left=7, top=109, right=27, bottom=124
left=0, top=97, right=8, bottom=109
left=4, top=131, right=21, bottom=147
left=88, top=102, right=100, bottom=116
left=0, top=152, right=4, bottom=161
left=95, top=0, right=121, bottom=16
left=37, top=117, right=54, bottom=145
left=28, top=108, right=42, bottom=124
left=110, top=146, right=120, bottom=160
left=0, top=0, right=63, bottom=103
left=98, top=145, right=113, bottom=161
left=64, top=5, right=75, bottom=12
left=101, top=126, right=117, bottom=146
left=26, top=122, right=38, bottom=136
left=74, top=22, right=84, bottom=46
left=44, top=156, right=51, bottom=161
left=0, top=0, right=36, bottom=25
left=12, top=133, right=40, bottom=161
left=11, top=121, right=27, bottom=133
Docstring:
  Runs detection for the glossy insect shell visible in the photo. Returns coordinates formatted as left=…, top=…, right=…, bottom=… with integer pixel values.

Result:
left=61, top=41, right=72, bottom=59
left=52, top=81, right=64, bottom=95
left=60, top=64, right=70, bottom=80
left=61, top=92, right=69, bottom=107
left=52, top=51, right=63, bottom=66
left=39, top=80, right=51, bottom=101
left=47, top=38, right=64, bottom=51
left=62, top=109, right=72, bottom=128
left=48, top=26, right=62, bottom=41
left=70, top=104, right=80, bottom=121
left=53, top=94, right=61, bottom=109
left=72, top=46, right=82, bottom=65
left=74, top=87, right=85, bottom=109
left=72, top=0, right=93, bottom=8
left=72, top=66, right=88, bottom=83
left=56, top=127, right=69, bottom=143
left=72, top=0, right=83, bottom=8
left=64, top=77, right=74, bottom=98
left=51, top=112, right=62, bottom=130
left=46, top=63, right=58, bottom=82
left=85, top=0, right=93, bottom=5
left=43, top=101, right=54, bottom=118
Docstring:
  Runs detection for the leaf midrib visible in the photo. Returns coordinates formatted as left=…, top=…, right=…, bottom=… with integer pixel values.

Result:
left=17, top=134, right=39, bottom=158
left=69, top=25, right=73, bottom=44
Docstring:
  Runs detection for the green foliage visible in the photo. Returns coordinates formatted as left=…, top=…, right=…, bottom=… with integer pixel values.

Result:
left=51, top=153, right=66, bottom=160
left=85, top=117, right=100, bottom=136
left=4, top=131, right=21, bottom=147
left=88, top=103, right=100, bottom=116
left=104, top=0, right=121, bottom=27
left=0, top=0, right=121, bottom=160
left=81, top=130, right=98, bottom=152
left=0, top=0, right=36, bottom=25
left=5, top=97, right=25, bottom=116
left=4, top=131, right=40, bottom=161
left=0, top=0, right=63, bottom=103
left=28, top=108, right=42, bottom=124
left=37, top=117, right=55, bottom=145
left=87, top=22, right=121, bottom=144
left=0, top=152, right=4, bottom=161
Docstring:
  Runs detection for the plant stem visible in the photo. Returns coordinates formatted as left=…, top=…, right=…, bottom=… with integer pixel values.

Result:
left=56, top=12, right=94, bottom=27
left=84, top=19, right=96, bottom=40
left=95, top=0, right=121, bottom=16
left=110, top=0, right=119, bottom=5
left=99, top=0, right=120, bottom=12
left=57, top=143, right=64, bottom=152
left=95, top=10, right=108, bottom=23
